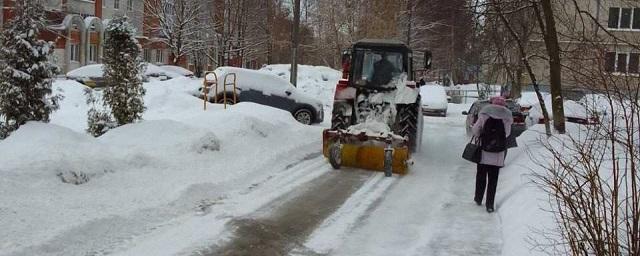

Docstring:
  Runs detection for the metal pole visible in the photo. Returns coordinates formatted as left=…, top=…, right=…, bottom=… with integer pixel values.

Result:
left=290, top=0, right=301, bottom=87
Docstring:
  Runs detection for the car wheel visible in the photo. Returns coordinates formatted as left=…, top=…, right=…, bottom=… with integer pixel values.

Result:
left=216, top=94, right=236, bottom=105
left=294, top=108, right=314, bottom=125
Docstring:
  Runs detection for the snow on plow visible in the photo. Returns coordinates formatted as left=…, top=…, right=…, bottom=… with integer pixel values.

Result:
left=322, top=129, right=410, bottom=176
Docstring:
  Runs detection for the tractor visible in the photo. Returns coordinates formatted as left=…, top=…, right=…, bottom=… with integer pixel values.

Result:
left=322, top=39, right=431, bottom=176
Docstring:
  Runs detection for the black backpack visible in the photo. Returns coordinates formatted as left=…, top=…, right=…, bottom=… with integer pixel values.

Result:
left=481, top=117, right=506, bottom=152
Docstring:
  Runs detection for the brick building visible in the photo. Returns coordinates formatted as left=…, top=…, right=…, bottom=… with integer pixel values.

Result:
left=0, top=0, right=170, bottom=73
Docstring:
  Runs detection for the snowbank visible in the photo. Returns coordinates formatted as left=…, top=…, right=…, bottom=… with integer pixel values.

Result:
left=50, top=80, right=91, bottom=132
left=498, top=124, right=559, bottom=256
left=517, top=91, right=550, bottom=108
left=0, top=76, right=324, bottom=255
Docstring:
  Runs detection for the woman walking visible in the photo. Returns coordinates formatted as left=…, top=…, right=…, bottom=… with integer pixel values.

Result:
left=472, top=96, right=513, bottom=213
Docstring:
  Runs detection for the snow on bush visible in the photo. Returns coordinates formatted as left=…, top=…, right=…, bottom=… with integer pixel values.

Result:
left=0, top=0, right=60, bottom=139
left=102, top=16, right=146, bottom=126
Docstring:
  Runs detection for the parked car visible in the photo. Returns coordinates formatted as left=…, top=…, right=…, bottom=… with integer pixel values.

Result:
left=66, top=63, right=182, bottom=87
left=420, top=85, right=448, bottom=116
left=462, top=99, right=528, bottom=143
left=160, top=65, right=194, bottom=77
left=199, top=67, right=324, bottom=125
left=526, top=94, right=600, bottom=125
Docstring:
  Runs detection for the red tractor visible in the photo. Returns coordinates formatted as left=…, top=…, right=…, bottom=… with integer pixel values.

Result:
left=323, top=39, right=432, bottom=176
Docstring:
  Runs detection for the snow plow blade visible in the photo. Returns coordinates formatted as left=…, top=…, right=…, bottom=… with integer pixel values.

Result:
left=322, top=129, right=409, bottom=175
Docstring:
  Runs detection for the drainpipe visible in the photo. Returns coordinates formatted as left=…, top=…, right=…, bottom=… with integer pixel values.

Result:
left=95, top=0, right=102, bottom=18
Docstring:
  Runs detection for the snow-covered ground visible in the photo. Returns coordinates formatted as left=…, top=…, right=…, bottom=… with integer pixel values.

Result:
left=1, top=70, right=558, bottom=255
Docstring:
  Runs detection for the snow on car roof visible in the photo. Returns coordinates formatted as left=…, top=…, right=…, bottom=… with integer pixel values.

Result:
left=67, top=63, right=183, bottom=79
left=207, top=66, right=323, bottom=109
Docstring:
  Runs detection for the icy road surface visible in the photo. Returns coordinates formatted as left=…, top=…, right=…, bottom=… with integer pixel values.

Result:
left=203, top=107, right=502, bottom=256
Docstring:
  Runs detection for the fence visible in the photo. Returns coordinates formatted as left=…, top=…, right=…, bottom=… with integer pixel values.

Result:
left=446, top=87, right=502, bottom=104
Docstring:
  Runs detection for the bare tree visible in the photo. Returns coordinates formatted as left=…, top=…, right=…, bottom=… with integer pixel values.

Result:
left=143, top=0, right=203, bottom=65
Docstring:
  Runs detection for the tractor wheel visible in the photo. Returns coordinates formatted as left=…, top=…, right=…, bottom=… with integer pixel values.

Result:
left=328, top=143, right=342, bottom=169
left=396, top=103, right=420, bottom=152
left=331, top=112, right=350, bottom=130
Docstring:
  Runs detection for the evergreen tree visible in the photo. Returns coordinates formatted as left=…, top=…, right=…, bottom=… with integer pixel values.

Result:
left=0, top=0, right=60, bottom=139
left=102, top=16, right=146, bottom=126
left=85, top=88, right=115, bottom=137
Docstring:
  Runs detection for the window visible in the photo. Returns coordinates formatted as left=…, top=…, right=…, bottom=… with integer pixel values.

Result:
left=608, top=7, right=640, bottom=29
left=70, top=44, right=80, bottom=62
left=102, top=0, right=106, bottom=8
left=609, top=8, right=620, bottom=28
left=127, top=0, right=133, bottom=11
left=352, top=49, right=404, bottom=87
left=114, top=0, right=120, bottom=9
left=605, top=52, right=616, bottom=72
left=155, top=49, right=164, bottom=63
left=144, top=49, right=152, bottom=62
left=89, top=44, right=98, bottom=62
left=630, top=53, right=640, bottom=74
left=617, top=53, right=628, bottom=73
left=605, top=51, right=640, bottom=74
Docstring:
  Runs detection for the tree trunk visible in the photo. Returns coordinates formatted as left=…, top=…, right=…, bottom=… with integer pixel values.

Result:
left=513, top=65, right=523, bottom=99
left=538, top=0, right=565, bottom=133
left=290, top=0, right=300, bottom=86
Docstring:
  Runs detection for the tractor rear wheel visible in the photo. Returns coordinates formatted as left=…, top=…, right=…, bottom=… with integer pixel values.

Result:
left=396, top=103, right=421, bottom=152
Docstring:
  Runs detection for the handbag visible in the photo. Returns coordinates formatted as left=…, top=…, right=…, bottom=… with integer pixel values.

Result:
left=462, top=137, right=482, bottom=163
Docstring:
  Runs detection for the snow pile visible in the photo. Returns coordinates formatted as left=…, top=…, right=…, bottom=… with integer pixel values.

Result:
left=0, top=76, right=324, bottom=255
left=0, top=122, right=119, bottom=185
left=99, top=120, right=221, bottom=156
left=517, top=91, right=550, bottom=108
left=49, top=80, right=91, bottom=132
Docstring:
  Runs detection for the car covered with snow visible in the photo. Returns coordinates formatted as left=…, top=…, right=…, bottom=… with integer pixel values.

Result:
left=160, top=65, right=194, bottom=77
left=526, top=93, right=599, bottom=125
left=66, top=63, right=183, bottom=87
left=200, top=67, right=324, bottom=125
left=420, top=84, right=448, bottom=116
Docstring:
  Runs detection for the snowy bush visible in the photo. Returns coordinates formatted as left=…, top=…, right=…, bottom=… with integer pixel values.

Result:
left=102, top=16, right=146, bottom=126
left=0, top=0, right=60, bottom=139
left=85, top=88, right=116, bottom=137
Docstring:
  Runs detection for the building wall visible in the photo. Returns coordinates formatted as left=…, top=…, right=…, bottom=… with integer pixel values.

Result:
left=523, top=0, right=640, bottom=90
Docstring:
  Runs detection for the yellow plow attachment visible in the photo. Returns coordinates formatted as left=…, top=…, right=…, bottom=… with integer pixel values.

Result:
left=322, top=129, right=410, bottom=176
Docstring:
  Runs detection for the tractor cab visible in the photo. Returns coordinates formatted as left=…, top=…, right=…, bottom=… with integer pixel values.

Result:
left=324, top=39, right=432, bottom=176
